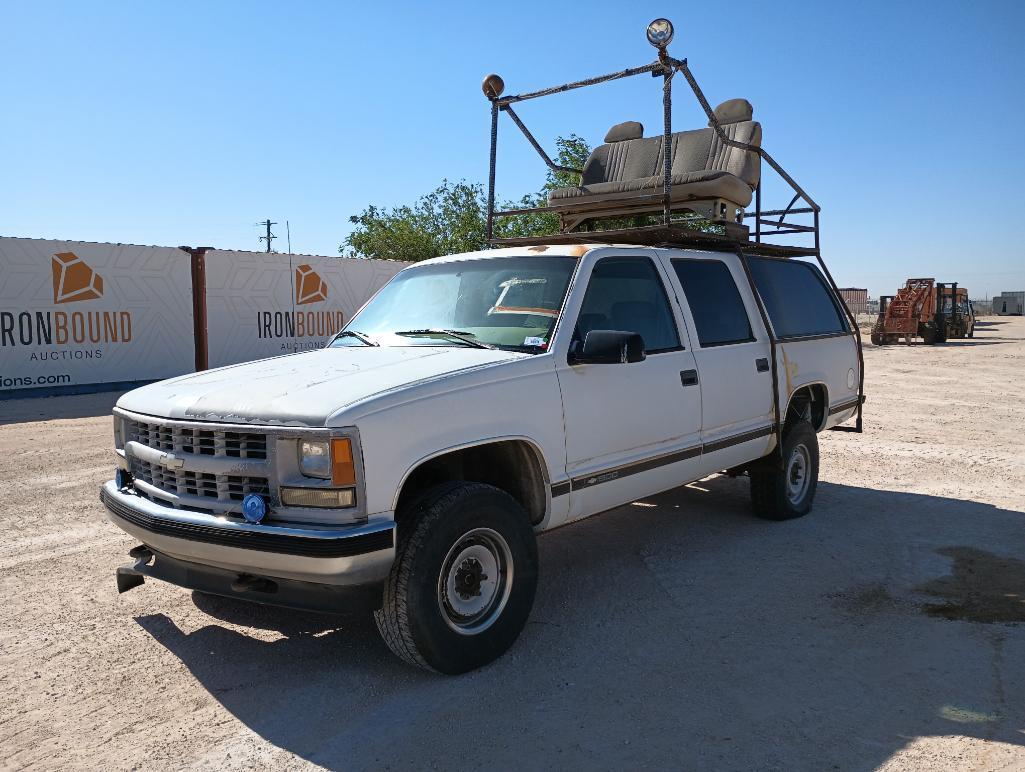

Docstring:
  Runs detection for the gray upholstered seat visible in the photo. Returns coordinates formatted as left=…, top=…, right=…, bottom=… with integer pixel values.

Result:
left=548, top=99, right=761, bottom=218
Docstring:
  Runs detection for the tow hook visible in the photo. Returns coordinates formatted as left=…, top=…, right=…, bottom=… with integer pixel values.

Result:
left=129, top=545, right=153, bottom=562
left=230, top=574, right=278, bottom=595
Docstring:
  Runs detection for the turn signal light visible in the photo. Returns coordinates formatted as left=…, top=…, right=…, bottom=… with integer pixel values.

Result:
left=331, top=438, right=356, bottom=486
left=280, top=486, right=355, bottom=509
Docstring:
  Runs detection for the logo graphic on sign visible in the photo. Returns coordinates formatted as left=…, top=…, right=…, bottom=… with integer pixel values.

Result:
left=295, top=264, right=328, bottom=305
left=52, top=252, right=104, bottom=304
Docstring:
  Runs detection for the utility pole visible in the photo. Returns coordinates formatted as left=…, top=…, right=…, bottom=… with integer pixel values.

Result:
left=258, top=219, right=277, bottom=252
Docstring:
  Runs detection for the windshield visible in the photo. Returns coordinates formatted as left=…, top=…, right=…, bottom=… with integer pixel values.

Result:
left=332, top=256, right=577, bottom=352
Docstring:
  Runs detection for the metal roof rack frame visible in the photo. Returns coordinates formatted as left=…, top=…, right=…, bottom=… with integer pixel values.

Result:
left=481, top=19, right=863, bottom=434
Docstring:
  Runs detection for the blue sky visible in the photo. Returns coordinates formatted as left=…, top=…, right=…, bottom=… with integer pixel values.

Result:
left=2, top=0, right=1023, bottom=297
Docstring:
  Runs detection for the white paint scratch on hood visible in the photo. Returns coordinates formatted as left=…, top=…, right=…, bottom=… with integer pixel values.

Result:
left=116, top=346, right=523, bottom=426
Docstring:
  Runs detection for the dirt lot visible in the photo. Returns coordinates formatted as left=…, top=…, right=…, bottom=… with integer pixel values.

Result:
left=2, top=318, right=1023, bottom=771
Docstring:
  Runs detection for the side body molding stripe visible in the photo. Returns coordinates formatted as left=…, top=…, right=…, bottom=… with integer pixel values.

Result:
left=551, top=424, right=775, bottom=496
left=828, top=397, right=861, bottom=415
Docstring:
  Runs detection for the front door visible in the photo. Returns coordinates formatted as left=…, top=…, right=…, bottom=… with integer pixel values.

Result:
left=556, top=253, right=703, bottom=522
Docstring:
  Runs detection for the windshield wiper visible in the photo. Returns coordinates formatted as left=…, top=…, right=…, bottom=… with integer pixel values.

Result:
left=394, top=329, right=495, bottom=349
left=331, top=330, right=378, bottom=347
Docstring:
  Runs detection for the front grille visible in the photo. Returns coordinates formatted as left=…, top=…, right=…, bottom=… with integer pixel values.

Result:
left=125, top=417, right=271, bottom=510
left=126, top=419, right=267, bottom=459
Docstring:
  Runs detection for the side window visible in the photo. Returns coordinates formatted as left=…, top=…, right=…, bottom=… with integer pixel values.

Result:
left=747, top=257, right=847, bottom=339
left=575, top=257, right=680, bottom=353
left=671, top=259, right=753, bottom=347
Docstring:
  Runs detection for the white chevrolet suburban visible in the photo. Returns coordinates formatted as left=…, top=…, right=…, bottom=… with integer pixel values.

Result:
left=103, top=245, right=862, bottom=672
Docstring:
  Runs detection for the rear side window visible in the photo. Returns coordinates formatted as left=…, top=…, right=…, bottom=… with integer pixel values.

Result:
left=671, top=259, right=753, bottom=347
left=748, top=257, right=848, bottom=339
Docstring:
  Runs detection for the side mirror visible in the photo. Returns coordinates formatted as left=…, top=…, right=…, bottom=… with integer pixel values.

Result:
left=572, top=330, right=646, bottom=365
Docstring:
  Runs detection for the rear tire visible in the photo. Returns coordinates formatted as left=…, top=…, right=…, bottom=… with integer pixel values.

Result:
left=750, top=421, right=819, bottom=520
left=374, top=482, right=538, bottom=674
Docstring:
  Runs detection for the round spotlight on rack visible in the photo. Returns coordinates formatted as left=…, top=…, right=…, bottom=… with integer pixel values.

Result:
left=646, top=18, right=674, bottom=49
left=482, top=73, right=505, bottom=99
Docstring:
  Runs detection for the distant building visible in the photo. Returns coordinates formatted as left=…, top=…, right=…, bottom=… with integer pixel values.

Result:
left=836, top=287, right=868, bottom=316
left=994, top=291, right=1025, bottom=315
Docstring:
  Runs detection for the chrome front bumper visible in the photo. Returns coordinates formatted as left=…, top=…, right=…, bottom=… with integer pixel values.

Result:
left=100, top=480, right=395, bottom=587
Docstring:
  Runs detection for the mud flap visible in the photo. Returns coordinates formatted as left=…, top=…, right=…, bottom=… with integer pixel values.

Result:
left=116, top=566, right=145, bottom=593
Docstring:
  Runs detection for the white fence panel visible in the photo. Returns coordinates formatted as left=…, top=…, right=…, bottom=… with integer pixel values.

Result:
left=204, top=251, right=404, bottom=368
left=0, top=238, right=194, bottom=393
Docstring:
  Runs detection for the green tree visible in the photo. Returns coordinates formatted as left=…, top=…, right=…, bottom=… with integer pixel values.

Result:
left=341, top=135, right=591, bottom=261
left=343, top=180, right=488, bottom=262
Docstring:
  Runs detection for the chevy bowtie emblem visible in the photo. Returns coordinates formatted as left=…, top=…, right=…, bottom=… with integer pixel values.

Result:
left=158, top=452, right=185, bottom=470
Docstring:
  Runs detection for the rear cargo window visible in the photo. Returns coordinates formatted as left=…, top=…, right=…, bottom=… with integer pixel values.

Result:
left=671, top=259, right=753, bottom=347
left=748, top=257, right=848, bottom=339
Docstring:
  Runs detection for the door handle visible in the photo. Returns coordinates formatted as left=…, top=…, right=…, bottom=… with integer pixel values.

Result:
left=680, top=369, right=699, bottom=386
left=755, top=358, right=769, bottom=373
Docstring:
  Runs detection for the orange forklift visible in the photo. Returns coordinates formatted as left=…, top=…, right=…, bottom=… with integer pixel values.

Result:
left=871, top=278, right=972, bottom=345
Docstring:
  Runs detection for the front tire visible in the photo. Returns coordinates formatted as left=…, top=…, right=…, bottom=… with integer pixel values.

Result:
left=374, top=482, right=538, bottom=674
left=750, top=421, right=819, bottom=520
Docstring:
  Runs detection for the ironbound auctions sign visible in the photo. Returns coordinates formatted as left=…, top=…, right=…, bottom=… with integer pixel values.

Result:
left=204, top=250, right=405, bottom=368
left=0, top=238, right=194, bottom=392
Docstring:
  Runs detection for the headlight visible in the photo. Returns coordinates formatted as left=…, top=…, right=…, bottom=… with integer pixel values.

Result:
left=299, top=440, right=331, bottom=479
left=298, top=437, right=357, bottom=485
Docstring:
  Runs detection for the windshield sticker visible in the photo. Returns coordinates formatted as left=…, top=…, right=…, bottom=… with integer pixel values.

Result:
left=523, top=336, right=546, bottom=347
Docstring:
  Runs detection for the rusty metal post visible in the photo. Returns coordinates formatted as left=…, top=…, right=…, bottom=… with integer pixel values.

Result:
left=179, top=246, right=212, bottom=371
left=662, top=66, right=673, bottom=226
left=812, top=210, right=864, bottom=433
left=755, top=183, right=761, bottom=243
left=486, top=100, right=499, bottom=243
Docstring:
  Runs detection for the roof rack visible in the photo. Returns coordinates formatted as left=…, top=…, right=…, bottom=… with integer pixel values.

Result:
left=492, top=223, right=819, bottom=259
left=482, top=20, right=863, bottom=436
left=481, top=20, right=820, bottom=259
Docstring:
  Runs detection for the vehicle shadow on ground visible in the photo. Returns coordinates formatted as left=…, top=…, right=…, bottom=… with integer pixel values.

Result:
left=136, top=477, right=1025, bottom=770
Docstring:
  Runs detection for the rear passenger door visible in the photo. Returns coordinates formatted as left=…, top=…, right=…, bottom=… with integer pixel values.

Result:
left=666, top=255, right=775, bottom=473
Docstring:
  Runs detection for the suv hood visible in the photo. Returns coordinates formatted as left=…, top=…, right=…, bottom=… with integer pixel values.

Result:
left=117, top=346, right=523, bottom=426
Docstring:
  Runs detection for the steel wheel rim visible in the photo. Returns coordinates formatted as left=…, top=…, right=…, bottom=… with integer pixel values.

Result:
left=438, top=527, right=513, bottom=635
left=786, top=444, right=811, bottom=504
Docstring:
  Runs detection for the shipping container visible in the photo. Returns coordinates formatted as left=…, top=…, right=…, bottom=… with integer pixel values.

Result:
left=836, top=287, right=868, bottom=316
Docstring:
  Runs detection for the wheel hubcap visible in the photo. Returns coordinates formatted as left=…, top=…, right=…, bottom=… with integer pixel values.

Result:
left=786, top=444, right=811, bottom=504
left=438, top=528, right=513, bottom=635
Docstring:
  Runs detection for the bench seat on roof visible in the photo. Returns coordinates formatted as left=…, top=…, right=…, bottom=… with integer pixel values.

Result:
left=548, top=99, right=761, bottom=216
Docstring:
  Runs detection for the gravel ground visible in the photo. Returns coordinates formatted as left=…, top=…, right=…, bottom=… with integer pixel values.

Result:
left=1, top=317, right=1023, bottom=771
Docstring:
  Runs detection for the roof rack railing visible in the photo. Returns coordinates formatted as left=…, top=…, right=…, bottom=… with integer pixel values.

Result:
left=482, top=19, right=819, bottom=257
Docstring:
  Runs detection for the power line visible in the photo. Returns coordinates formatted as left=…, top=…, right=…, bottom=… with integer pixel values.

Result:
left=257, top=219, right=277, bottom=252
